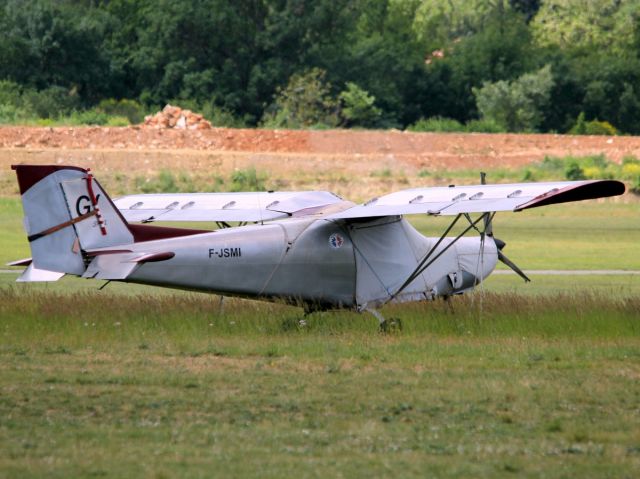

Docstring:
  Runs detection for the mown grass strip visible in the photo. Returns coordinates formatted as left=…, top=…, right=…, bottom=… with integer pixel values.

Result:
left=1, top=323, right=639, bottom=478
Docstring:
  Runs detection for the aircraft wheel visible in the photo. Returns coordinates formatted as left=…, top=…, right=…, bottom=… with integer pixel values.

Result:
left=379, top=317, right=402, bottom=333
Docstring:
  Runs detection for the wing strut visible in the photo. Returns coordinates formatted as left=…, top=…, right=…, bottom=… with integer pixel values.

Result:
left=387, top=213, right=488, bottom=303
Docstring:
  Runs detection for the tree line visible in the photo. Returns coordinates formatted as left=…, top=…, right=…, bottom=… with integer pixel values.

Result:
left=1, top=0, right=640, bottom=134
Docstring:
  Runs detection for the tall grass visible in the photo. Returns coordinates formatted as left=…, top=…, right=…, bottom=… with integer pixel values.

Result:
left=1, top=288, right=637, bottom=352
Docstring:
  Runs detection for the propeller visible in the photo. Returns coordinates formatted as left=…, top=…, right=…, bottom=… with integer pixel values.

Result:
left=480, top=172, right=530, bottom=282
left=484, top=216, right=531, bottom=282
left=495, top=241, right=531, bottom=283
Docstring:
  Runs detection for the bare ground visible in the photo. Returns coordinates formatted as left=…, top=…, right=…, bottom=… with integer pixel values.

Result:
left=2, top=126, right=639, bottom=199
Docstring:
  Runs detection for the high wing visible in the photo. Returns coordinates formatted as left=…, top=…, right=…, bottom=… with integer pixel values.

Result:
left=327, top=180, right=625, bottom=219
left=114, top=190, right=344, bottom=223
left=114, top=180, right=625, bottom=223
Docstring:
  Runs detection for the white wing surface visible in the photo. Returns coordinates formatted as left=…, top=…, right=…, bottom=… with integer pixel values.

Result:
left=328, top=180, right=625, bottom=219
left=114, top=191, right=342, bottom=223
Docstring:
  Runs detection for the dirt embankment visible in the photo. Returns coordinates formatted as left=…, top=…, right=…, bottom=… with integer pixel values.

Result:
left=1, top=126, right=639, bottom=198
left=2, top=126, right=639, bottom=168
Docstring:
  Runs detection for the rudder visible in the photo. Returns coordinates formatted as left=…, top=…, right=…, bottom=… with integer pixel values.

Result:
left=12, top=165, right=133, bottom=274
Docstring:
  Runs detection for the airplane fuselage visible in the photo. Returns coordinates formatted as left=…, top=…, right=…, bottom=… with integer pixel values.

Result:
left=122, top=215, right=498, bottom=310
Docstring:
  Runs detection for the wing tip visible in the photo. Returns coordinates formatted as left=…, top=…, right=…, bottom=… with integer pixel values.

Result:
left=515, top=180, right=626, bottom=211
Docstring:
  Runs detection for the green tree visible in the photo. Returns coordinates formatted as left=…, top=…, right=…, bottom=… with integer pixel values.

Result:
left=334, top=0, right=431, bottom=126
left=1, top=0, right=638, bottom=131
left=531, top=0, right=640, bottom=56
left=572, top=55, right=640, bottom=134
left=423, top=5, right=537, bottom=122
left=509, top=0, right=540, bottom=22
left=339, top=82, right=382, bottom=127
left=473, top=64, right=554, bottom=132
left=618, top=83, right=640, bottom=133
left=261, top=68, right=339, bottom=128
left=0, top=0, right=114, bottom=103
left=413, top=0, right=499, bottom=48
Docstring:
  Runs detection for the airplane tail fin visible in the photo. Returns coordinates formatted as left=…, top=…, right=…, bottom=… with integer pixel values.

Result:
left=12, top=165, right=133, bottom=274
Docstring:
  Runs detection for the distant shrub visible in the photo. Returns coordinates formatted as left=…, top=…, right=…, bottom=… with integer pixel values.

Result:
left=473, top=65, right=554, bottom=132
left=407, top=117, right=465, bottom=132
left=582, top=166, right=601, bottom=179
left=204, top=104, right=246, bottom=128
left=98, top=99, right=145, bottom=124
left=156, top=170, right=179, bottom=192
left=584, top=153, right=609, bottom=169
left=563, top=155, right=609, bottom=180
left=532, top=154, right=615, bottom=181
left=569, top=112, right=588, bottom=135
left=339, top=82, right=382, bottom=128
left=585, top=120, right=617, bottom=136
left=33, top=118, right=57, bottom=127
left=22, top=86, right=80, bottom=118
left=621, top=156, right=640, bottom=194
left=621, top=161, right=640, bottom=178
left=104, top=116, right=131, bottom=127
left=135, top=170, right=186, bottom=193
left=408, top=116, right=506, bottom=133
left=465, top=118, right=503, bottom=133
left=569, top=112, right=618, bottom=135
left=565, top=162, right=586, bottom=180
left=177, top=172, right=195, bottom=192
left=538, top=156, right=565, bottom=174
left=0, top=103, right=32, bottom=124
left=65, top=109, right=111, bottom=125
left=371, top=168, right=392, bottom=178
left=522, top=169, right=534, bottom=181
left=261, top=68, right=339, bottom=129
left=0, top=80, right=24, bottom=108
left=205, top=175, right=225, bottom=192
left=0, top=81, right=36, bottom=123
left=230, top=168, right=266, bottom=192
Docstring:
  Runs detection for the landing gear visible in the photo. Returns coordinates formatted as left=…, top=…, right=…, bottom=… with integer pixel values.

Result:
left=366, top=308, right=402, bottom=333
left=380, top=317, right=402, bottom=333
left=442, top=295, right=455, bottom=314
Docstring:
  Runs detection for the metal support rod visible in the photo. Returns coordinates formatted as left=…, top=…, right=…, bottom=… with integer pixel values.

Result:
left=389, top=213, right=487, bottom=302
left=387, top=214, right=462, bottom=301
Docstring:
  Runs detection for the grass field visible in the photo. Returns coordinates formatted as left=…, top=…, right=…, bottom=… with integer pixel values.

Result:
left=1, top=289, right=639, bottom=478
left=1, top=190, right=639, bottom=478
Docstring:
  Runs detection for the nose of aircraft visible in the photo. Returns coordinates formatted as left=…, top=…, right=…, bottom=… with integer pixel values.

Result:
left=454, top=236, right=499, bottom=284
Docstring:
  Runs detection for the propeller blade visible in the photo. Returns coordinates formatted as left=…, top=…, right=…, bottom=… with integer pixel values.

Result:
left=498, top=250, right=531, bottom=283
left=493, top=236, right=506, bottom=251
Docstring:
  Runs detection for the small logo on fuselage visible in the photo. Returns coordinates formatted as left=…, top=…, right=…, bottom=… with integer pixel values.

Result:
left=328, top=233, right=344, bottom=249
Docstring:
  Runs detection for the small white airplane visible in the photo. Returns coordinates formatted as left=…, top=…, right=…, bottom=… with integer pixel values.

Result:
left=9, top=165, right=625, bottom=328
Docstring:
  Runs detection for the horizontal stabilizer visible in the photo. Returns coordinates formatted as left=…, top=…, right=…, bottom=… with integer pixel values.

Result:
left=83, top=249, right=175, bottom=280
left=17, top=263, right=65, bottom=282
left=7, top=257, right=33, bottom=267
